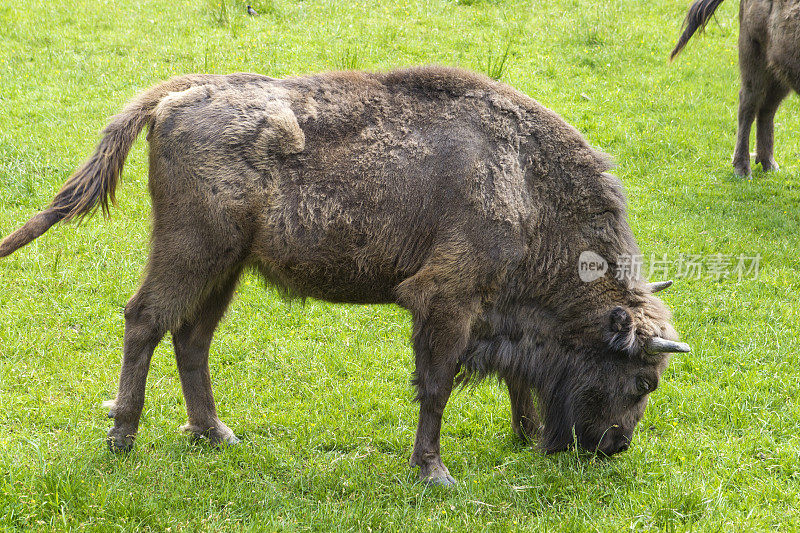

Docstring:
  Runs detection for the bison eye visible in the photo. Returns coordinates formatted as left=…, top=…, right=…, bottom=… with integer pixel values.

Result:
left=635, top=376, right=652, bottom=395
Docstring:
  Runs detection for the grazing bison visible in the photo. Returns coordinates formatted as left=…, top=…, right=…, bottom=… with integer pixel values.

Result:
left=671, top=0, right=800, bottom=178
left=0, top=66, right=689, bottom=486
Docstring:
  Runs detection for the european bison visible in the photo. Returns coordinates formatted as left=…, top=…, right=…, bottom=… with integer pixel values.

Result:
left=671, top=0, right=800, bottom=178
left=0, top=66, right=689, bottom=485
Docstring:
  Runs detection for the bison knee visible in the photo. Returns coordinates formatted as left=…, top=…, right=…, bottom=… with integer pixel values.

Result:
left=123, top=294, right=166, bottom=341
left=412, top=377, right=446, bottom=405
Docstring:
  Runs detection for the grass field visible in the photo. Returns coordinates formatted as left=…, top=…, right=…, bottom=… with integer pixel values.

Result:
left=1, top=0, right=800, bottom=530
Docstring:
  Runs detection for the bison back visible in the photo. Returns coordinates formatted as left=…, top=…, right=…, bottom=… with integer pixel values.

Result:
left=144, top=68, right=569, bottom=305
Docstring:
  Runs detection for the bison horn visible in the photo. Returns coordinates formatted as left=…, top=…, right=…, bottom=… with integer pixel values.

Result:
left=649, top=280, right=673, bottom=293
left=645, top=337, right=691, bottom=354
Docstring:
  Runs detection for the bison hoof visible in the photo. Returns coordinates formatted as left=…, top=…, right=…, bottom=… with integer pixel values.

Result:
left=757, top=158, right=779, bottom=172
left=412, top=457, right=456, bottom=487
left=106, top=427, right=135, bottom=453
left=180, top=422, right=240, bottom=447
left=733, top=163, right=751, bottom=179
left=422, top=472, right=457, bottom=487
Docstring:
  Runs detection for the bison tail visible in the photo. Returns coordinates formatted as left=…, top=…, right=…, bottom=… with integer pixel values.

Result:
left=669, top=0, right=726, bottom=60
left=0, top=75, right=212, bottom=258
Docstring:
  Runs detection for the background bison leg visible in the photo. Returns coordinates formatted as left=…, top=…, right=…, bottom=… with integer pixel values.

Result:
left=409, top=302, right=472, bottom=486
left=733, top=86, right=758, bottom=178
left=733, top=33, right=769, bottom=178
left=754, top=77, right=789, bottom=172
left=173, top=269, right=242, bottom=446
left=505, top=377, right=540, bottom=443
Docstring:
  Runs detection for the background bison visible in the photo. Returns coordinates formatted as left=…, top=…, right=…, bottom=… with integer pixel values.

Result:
left=0, top=66, right=688, bottom=486
left=672, top=0, right=800, bottom=178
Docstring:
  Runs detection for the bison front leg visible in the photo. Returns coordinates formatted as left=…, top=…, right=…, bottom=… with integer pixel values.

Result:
left=173, top=271, right=241, bottom=446
left=409, top=305, right=472, bottom=486
left=505, top=377, right=540, bottom=442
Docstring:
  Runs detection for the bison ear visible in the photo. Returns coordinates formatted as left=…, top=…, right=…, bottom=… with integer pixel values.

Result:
left=606, top=306, right=636, bottom=354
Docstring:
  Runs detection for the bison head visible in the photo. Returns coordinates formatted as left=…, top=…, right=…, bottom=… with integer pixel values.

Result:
left=460, top=281, right=689, bottom=457
left=534, top=282, right=689, bottom=456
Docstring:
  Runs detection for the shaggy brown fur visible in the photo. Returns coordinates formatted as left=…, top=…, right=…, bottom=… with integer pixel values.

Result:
left=671, top=0, right=800, bottom=178
left=0, top=66, right=687, bottom=485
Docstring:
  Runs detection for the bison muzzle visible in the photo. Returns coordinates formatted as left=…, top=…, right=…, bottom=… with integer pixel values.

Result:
left=0, top=66, right=690, bottom=486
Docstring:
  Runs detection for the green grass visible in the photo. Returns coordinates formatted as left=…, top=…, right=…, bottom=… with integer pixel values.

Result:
left=1, top=0, right=799, bottom=530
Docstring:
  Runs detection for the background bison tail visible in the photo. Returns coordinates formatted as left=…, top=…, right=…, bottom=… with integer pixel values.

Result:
left=669, top=0, right=726, bottom=60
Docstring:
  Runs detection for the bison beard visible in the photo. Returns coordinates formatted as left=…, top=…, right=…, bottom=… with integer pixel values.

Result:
left=0, top=66, right=689, bottom=486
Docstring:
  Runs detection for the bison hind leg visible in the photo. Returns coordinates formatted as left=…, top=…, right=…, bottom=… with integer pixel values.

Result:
left=101, top=399, right=117, bottom=419
left=106, top=230, right=246, bottom=452
left=172, top=268, right=243, bottom=447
